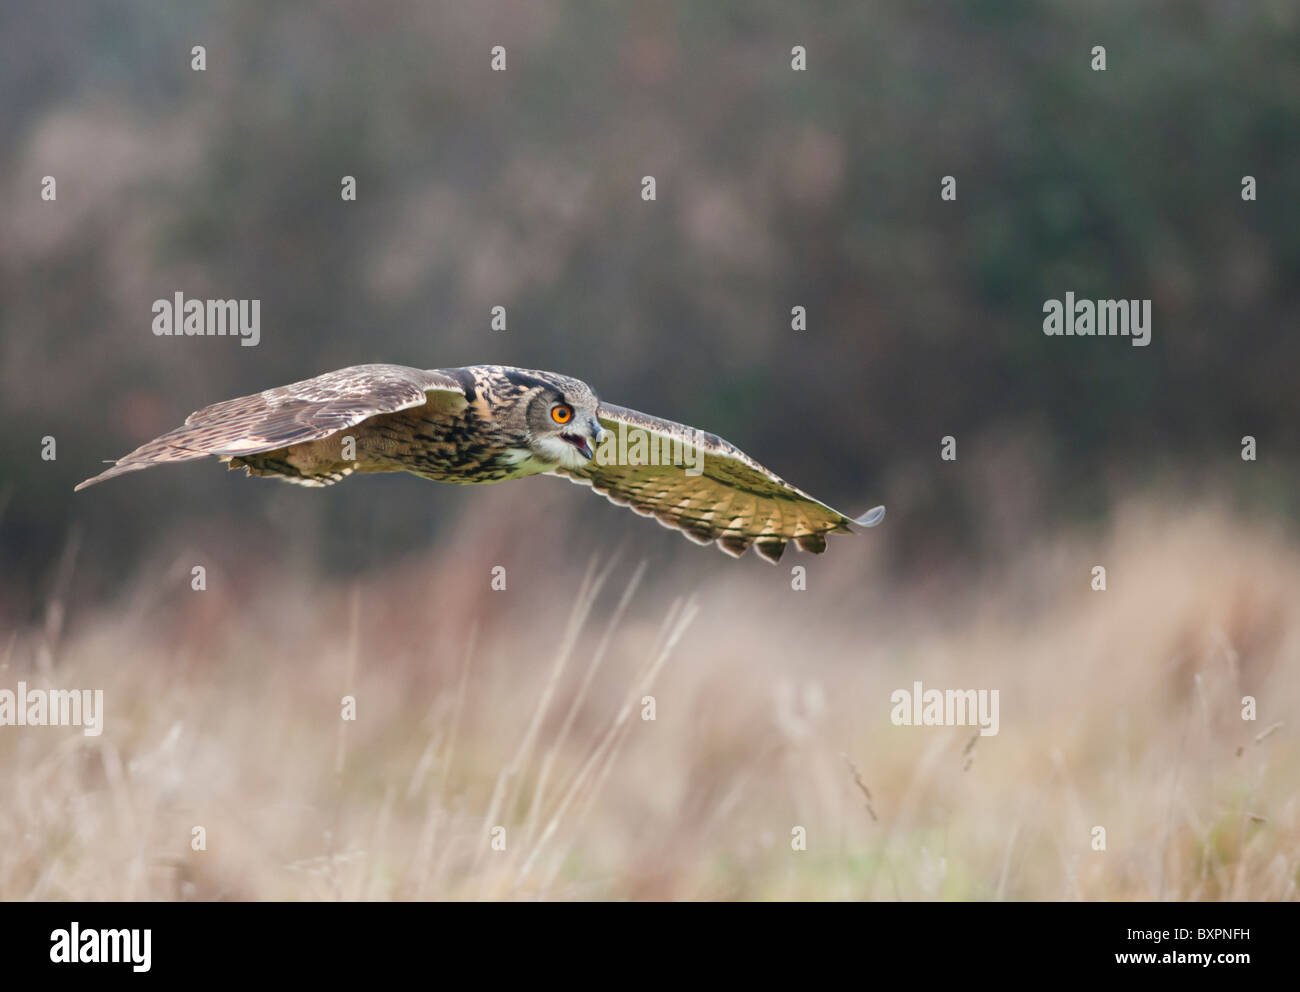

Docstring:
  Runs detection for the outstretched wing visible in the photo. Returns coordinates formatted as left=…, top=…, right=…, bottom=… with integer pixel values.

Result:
left=551, top=403, right=884, bottom=563
left=75, top=364, right=467, bottom=490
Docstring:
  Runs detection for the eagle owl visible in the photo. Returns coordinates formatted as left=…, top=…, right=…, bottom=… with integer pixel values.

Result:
left=76, top=364, right=885, bottom=562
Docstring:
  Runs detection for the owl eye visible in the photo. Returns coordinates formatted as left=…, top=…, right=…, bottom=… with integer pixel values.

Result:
left=551, top=403, right=574, bottom=425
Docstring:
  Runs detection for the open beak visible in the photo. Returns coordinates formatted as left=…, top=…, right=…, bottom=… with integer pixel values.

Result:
left=563, top=421, right=606, bottom=461
left=581, top=421, right=609, bottom=460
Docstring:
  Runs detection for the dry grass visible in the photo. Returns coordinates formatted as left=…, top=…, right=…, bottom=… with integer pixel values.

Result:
left=1, top=498, right=1297, bottom=900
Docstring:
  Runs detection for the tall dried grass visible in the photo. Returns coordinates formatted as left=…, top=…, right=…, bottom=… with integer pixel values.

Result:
left=1, top=498, right=1296, bottom=900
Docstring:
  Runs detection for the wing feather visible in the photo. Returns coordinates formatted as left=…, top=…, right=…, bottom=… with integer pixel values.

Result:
left=551, top=402, right=884, bottom=562
left=75, top=364, right=466, bottom=490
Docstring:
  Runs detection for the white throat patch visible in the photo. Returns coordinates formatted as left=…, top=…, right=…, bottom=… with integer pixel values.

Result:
left=530, top=435, right=592, bottom=471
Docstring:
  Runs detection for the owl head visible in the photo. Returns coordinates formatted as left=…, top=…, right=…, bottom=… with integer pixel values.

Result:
left=499, top=368, right=606, bottom=469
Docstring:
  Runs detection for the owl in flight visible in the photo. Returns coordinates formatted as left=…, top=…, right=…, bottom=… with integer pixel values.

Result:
left=76, top=365, right=885, bottom=562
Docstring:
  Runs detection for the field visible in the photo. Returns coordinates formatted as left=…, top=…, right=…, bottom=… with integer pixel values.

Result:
left=3, top=493, right=1295, bottom=900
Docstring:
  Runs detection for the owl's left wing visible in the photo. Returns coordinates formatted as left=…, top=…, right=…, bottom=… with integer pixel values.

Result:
left=550, top=402, right=884, bottom=563
left=74, top=364, right=467, bottom=490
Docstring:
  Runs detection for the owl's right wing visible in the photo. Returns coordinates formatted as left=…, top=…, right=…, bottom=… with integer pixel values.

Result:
left=75, top=364, right=467, bottom=490
left=551, top=402, right=884, bottom=563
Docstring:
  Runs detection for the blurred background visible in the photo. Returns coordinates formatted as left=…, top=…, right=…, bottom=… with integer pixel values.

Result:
left=1, top=1, right=1298, bottom=900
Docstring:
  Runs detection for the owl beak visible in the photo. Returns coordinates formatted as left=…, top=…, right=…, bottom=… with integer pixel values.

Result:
left=562, top=424, right=602, bottom=461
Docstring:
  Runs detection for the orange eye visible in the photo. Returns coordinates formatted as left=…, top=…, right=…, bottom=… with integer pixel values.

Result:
left=551, top=404, right=573, bottom=425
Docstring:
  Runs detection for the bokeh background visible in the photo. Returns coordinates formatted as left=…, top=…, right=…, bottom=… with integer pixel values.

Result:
left=1, top=1, right=1297, bottom=899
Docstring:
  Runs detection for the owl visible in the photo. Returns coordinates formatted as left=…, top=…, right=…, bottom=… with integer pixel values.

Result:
left=76, top=364, right=885, bottom=562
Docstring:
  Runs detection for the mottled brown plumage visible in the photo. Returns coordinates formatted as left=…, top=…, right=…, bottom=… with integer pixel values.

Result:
left=77, top=364, right=884, bottom=562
